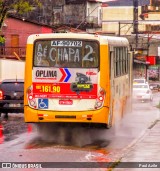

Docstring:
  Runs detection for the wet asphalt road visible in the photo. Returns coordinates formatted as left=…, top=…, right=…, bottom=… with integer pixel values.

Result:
left=0, top=92, right=159, bottom=171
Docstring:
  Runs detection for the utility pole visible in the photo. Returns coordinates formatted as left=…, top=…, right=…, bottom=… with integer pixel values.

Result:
left=133, top=0, right=138, bottom=49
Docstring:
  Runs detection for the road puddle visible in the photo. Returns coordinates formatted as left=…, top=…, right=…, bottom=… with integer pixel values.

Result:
left=25, top=136, right=110, bottom=150
left=25, top=123, right=110, bottom=149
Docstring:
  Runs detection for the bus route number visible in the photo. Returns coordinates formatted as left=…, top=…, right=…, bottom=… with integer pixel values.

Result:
left=40, top=85, right=60, bottom=93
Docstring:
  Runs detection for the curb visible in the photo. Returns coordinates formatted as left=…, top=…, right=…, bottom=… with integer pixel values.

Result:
left=118, top=119, right=160, bottom=161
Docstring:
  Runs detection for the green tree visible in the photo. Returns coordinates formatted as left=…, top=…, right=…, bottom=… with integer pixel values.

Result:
left=0, top=0, right=41, bottom=30
left=0, top=35, right=5, bottom=46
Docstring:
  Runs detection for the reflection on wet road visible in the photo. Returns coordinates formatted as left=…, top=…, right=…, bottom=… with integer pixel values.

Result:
left=0, top=92, right=159, bottom=171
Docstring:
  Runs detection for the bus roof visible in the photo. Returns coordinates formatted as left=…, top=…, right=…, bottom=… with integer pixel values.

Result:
left=27, top=33, right=129, bottom=47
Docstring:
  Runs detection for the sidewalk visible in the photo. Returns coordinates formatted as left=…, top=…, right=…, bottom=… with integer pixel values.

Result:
left=114, top=119, right=160, bottom=170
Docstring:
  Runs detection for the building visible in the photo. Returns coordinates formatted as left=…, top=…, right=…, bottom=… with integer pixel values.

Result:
left=20, top=0, right=103, bottom=32
left=0, top=15, right=53, bottom=60
left=102, top=0, right=160, bottom=81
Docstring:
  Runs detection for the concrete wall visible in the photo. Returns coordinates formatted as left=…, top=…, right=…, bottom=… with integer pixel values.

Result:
left=102, top=6, right=134, bottom=35
left=102, top=6, right=160, bottom=56
left=0, top=60, right=25, bottom=81
left=102, top=6, right=160, bottom=35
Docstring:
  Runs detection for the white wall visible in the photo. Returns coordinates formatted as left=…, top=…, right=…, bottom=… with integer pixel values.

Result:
left=0, top=60, right=25, bottom=81
left=102, top=6, right=138, bottom=35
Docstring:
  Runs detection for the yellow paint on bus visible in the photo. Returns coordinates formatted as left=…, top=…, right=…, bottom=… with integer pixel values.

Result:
left=24, top=33, right=132, bottom=128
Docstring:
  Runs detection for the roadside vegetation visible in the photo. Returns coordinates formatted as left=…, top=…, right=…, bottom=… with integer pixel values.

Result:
left=0, top=0, right=41, bottom=43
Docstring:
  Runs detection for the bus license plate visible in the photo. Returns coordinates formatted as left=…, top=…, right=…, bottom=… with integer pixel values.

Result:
left=9, top=104, right=21, bottom=107
left=59, top=100, right=73, bottom=105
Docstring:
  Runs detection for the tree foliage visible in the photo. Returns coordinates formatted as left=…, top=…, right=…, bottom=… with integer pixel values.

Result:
left=0, top=0, right=41, bottom=29
left=0, top=35, right=5, bottom=45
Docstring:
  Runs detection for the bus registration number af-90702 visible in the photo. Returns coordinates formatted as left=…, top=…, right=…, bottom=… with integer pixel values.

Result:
left=51, top=40, right=82, bottom=47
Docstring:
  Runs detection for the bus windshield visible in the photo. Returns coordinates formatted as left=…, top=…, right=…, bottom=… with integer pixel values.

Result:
left=33, top=39, right=99, bottom=68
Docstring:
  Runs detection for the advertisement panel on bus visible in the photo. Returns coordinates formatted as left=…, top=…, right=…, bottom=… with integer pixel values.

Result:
left=32, top=67, right=98, bottom=99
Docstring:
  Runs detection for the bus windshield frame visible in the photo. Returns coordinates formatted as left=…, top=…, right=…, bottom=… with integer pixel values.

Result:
left=33, top=39, right=99, bottom=68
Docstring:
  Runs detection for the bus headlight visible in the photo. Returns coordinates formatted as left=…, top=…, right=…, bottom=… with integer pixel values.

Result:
left=27, top=86, right=37, bottom=109
left=94, top=88, right=106, bottom=109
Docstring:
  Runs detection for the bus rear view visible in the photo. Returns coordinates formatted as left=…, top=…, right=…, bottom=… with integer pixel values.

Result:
left=24, top=33, right=131, bottom=128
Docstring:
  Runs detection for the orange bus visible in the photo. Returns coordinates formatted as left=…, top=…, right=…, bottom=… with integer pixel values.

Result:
left=24, top=33, right=132, bottom=128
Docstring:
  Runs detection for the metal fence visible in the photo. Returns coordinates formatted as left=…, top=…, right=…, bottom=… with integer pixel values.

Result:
left=0, top=47, right=26, bottom=60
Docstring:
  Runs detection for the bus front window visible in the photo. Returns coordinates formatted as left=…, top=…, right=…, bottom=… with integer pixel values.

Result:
left=33, top=39, right=99, bottom=68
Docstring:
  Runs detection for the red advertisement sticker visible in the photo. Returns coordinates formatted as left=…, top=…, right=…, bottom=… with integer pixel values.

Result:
left=33, top=82, right=97, bottom=99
